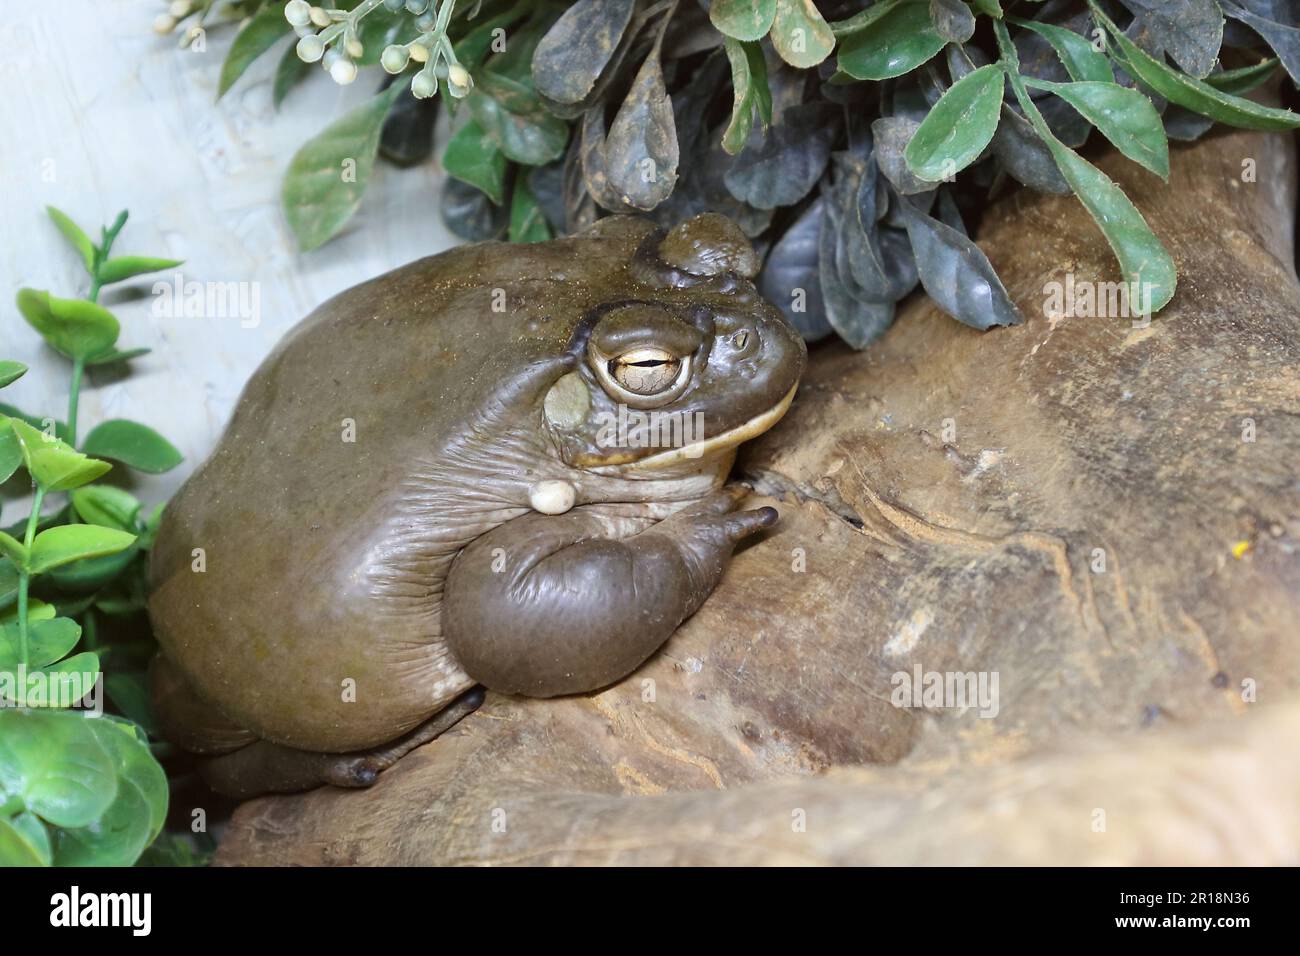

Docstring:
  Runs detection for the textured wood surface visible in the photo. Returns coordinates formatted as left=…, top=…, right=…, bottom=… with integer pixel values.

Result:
left=215, top=127, right=1300, bottom=865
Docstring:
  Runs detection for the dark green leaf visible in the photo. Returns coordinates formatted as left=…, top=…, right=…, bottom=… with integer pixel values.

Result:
left=1025, top=78, right=1169, bottom=178
left=837, top=2, right=945, bottom=80
left=81, top=419, right=182, bottom=474
left=1010, top=17, right=1114, bottom=83
left=1204, top=57, right=1281, bottom=95
left=218, top=4, right=290, bottom=98
left=444, top=119, right=509, bottom=204
left=999, top=18, right=1176, bottom=312
left=872, top=117, right=938, bottom=195
left=509, top=176, right=552, bottom=243
left=468, top=73, right=570, bottom=165
left=273, top=40, right=311, bottom=109
left=1092, top=3, right=1300, bottom=130
left=905, top=64, right=1004, bottom=181
left=283, top=79, right=410, bottom=252
left=45, top=207, right=95, bottom=273
left=440, top=177, right=508, bottom=241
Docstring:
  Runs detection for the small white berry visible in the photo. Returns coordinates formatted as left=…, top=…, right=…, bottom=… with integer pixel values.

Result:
left=412, top=71, right=438, bottom=98
left=447, top=64, right=471, bottom=92
left=330, top=58, right=358, bottom=85
left=309, top=6, right=331, bottom=27
left=284, top=0, right=312, bottom=27
left=380, top=44, right=409, bottom=74
left=296, top=34, right=325, bottom=62
left=345, top=37, right=364, bottom=59
left=408, top=42, right=429, bottom=63
left=169, top=0, right=192, bottom=17
left=153, top=13, right=176, bottom=34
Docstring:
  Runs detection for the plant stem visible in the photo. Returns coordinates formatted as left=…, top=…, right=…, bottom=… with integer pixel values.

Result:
left=15, top=485, right=46, bottom=667
left=67, top=358, right=85, bottom=448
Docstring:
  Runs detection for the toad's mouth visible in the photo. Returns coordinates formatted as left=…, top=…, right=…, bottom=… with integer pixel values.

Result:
left=582, top=383, right=798, bottom=475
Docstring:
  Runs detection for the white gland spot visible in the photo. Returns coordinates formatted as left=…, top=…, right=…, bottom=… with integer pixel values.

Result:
left=529, top=480, right=575, bottom=515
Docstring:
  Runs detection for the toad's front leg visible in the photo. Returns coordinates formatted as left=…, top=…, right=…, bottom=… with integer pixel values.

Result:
left=442, top=486, right=776, bottom=697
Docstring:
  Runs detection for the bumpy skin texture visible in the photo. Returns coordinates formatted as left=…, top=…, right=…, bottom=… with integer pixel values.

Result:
left=148, top=214, right=804, bottom=778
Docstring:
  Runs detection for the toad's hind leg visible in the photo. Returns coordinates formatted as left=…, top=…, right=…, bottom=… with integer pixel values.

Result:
left=197, top=688, right=486, bottom=799
left=152, top=653, right=484, bottom=798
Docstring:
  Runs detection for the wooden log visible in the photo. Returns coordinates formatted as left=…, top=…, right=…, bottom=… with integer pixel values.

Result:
left=216, top=127, right=1300, bottom=866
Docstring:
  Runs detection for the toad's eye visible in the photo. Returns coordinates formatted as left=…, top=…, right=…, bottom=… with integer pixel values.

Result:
left=610, top=348, right=682, bottom=394
left=592, top=345, right=693, bottom=408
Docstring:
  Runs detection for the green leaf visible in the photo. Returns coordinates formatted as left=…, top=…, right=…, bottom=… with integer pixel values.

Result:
left=218, top=4, right=290, bottom=98
left=46, top=546, right=140, bottom=594
left=16, top=289, right=120, bottom=362
left=998, top=22, right=1175, bottom=314
left=830, top=0, right=901, bottom=35
left=0, top=709, right=117, bottom=829
left=722, top=38, right=773, bottom=155
left=0, top=404, right=70, bottom=444
left=71, top=485, right=142, bottom=531
left=970, top=0, right=1003, bottom=17
left=0, top=600, right=54, bottom=627
left=1025, top=78, right=1169, bottom=179
left=0, top=817, right=48, bottom=866
left=904, top=64, right=1004, bottom=181
left=55, top=717, right=167, bottom=865
left=45, top=207, right=95, bottom=273
left=0, top=531, right=28, bottom=569
left=1090, top=2, right=1300, bottom=132
left=85, top=346, right=151, bottom=367
left=283, top=79, right=410, bottom=252
left=1204, top=58, right=1281, bottom=95
left=443, top=119, right=508, bottom=204
left=0, top=812, right=52, bottom=866
left=710, top=0, right=778, bottom=41
left=771, top=0, right=835, bottom=69
left=509, top=176, right=551, bottom=243
left=0, top=616, right=82, bottom=669
left=273, top=40, right=311, bottom=109
left=96, top=256, right=184, bottom=285
left=1010, top=17, right=1112, bottom=83
left=0, top=361, right=27, bottom=389
left=28, top=524, right=137, bottom=575
left=0, top=422, right=20, bottom=484
left=81, top=419, right=182, bottom=474
left=4, top=418, right=111, bottom=492
left=467, top=74, right=570, bottom=166
left=105, top=672, right=161, bottom=739
left=837, top=1, right=945, bottom=80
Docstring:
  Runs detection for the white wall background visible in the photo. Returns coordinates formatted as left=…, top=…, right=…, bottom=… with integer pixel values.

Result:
left=1, top=0, right=457, bottom=518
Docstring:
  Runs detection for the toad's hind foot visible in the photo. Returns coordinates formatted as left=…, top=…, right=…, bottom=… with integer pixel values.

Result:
left=199, top=687, right=486, bottom=799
